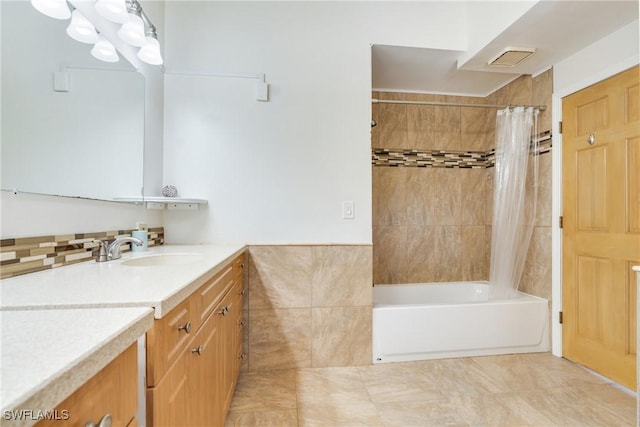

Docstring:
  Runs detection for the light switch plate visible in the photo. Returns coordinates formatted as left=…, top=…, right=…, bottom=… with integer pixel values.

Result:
left=343, top=201, right=355, bottom=219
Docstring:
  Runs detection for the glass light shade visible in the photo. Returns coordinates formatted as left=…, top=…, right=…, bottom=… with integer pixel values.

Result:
left=91, top=36, right=119, bottom=63
left=137, top=37, right=163, bottom=65
left=30, top=0, right=71, bottom=20
left=66, top=10, right=99, bottom=44
left=118, top=13, right=146, bottom=47
left=94, top=0, right=129, bottom=24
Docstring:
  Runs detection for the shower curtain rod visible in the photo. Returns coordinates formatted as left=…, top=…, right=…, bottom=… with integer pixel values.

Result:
left=372, top=98, right=547, bottom=111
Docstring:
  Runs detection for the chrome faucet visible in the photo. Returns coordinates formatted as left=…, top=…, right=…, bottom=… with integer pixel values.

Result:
left=94, top=237, right=143, bottom=262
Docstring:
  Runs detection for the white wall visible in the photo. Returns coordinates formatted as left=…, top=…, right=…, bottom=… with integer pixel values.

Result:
left=550, top=18, right=639, bottom=356
left=162, top=1, right=468, bottom=244
left=457, top=0, right=538, bottom=68
left=553, top=19, right=639, bottom=95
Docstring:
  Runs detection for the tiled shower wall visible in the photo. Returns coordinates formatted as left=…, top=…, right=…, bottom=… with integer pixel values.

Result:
left=373, top=69, right=553, bottom=303
left=245, top=245, right=372, bottom=370
left=372, top=92, right=494, bottom=284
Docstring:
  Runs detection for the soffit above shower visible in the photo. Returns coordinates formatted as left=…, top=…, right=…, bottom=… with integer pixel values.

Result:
left=372, top=45, right=518, bottom=97
left=458, top=0, right=639, bottom=75
left=372, top=1, right=638, bottom=97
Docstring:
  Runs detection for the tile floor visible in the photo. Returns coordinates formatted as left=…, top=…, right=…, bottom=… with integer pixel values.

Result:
left=225, top=353, right=637, bottom=427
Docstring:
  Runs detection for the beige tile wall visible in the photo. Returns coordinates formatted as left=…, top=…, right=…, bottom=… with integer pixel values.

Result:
left=372, top=69, right=553, bottom=301
left=372, top=92, right=492, bottom=285
left=246, top=245, right=372, bottom=370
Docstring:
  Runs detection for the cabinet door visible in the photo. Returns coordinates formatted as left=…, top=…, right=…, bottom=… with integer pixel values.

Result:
left=230, top=279, right=244, bottom=384
left=190, top=302, right=224, bottom=427
left=216, top=281, right=243, bottom=418
left=146, top=341, right=192, bottom=427
left=36, top=343, right=137, bottom=427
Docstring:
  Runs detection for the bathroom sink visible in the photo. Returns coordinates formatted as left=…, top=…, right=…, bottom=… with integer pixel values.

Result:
left=120, top=253, right=203, bottom=267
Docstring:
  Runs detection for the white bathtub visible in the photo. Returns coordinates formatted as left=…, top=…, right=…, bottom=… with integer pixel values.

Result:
left=372, top=281, right=549, bottom=363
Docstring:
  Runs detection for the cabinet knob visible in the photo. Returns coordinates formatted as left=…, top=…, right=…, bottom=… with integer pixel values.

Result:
left=218, top=305, right=229, bottom=316
left=238, top=320, right=245, bottom=327
left=240, top=263, right=245, bottom=269
left=191, top=345, right=203, bottom=356
left=239, top=289, right=246, bottom=296
left=178, top=321, right=191, bottom=334
left=85, top=414, right=112, bottom=427
left=237, top=352, right=246, bottom=359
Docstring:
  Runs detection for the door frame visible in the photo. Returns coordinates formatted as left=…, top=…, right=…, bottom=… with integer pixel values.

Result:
left=551, top=56, right=640, bottom=357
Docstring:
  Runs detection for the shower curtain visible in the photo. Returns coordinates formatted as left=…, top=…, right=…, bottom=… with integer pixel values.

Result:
left=489, top=107, right=539, bottom=299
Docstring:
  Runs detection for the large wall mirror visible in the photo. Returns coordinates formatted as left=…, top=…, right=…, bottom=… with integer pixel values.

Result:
left=1, top=2, right=145, bottom=201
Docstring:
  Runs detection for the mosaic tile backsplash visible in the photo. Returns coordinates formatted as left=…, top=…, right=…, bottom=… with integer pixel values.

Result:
left=372, top=131, right=552, bottom=168
left=0, top=227, right=164, bottom=279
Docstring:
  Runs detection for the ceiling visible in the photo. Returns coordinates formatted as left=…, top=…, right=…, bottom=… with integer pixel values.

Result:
left=372, top=1, right=639, bottom=96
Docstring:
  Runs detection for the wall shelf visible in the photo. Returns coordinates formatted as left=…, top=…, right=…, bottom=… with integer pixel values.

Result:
left=113, top=197, right=208, bottom=210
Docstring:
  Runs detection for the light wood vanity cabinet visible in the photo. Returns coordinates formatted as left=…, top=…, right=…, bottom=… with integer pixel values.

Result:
left=146, top=253, right=245, bottom=427
left=36, top=343, right=138, bottom=427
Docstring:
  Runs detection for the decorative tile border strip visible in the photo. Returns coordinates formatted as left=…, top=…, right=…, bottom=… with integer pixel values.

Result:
left=373, top=131, right=552, bottom=168
left=535, top=130, right=552, bottom=155
left=0, top=227, right=164, bottom=279
left=372, top=149, right=488, bottom=168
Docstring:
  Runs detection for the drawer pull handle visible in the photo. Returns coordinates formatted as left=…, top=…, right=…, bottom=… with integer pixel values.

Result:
left=192, top=345, right=203, bottom=356
left=86, top=414, right=112, bottom=427
left=178, top=322, right=192, bottom=334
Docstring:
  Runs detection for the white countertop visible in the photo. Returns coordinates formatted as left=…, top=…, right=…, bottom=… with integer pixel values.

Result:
left=0, top=244, right=246, bottom=318
left=1, top=307, right=154, bottom=427
left=0, top=243, right=245, bottom=423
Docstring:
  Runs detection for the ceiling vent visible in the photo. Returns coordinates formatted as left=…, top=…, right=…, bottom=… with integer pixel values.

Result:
left=488, top=47, right=536, bottom=67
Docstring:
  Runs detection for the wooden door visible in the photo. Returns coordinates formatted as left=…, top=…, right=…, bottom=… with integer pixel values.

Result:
left=562, top=65, right=640, bottom=389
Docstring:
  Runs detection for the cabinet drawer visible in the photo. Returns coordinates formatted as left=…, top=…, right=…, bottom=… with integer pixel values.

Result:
left=232, top=253, right=245, bottom=282
left=193, top=265, right=235, bottom=326
left=36, top=343, right=137, bottom=427
left=146, top=296, right=196, bottom=386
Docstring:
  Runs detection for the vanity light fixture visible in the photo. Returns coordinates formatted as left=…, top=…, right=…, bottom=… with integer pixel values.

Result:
left=91, top=35, right=119, bottom=62
left=117, top=1, right=146, bottom=47
left=30, top=0, right=71, bottom=20
left=31, top=0, right=162, bottom=66
left=94, top=0, right=129, bottom=24
left=66, top=9, right=99, bottom=44
left=137, top=29, right=163, bottom=65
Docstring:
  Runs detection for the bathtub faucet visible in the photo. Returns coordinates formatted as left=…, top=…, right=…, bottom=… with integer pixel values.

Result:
left=94, top=237, right=143, bottom=262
